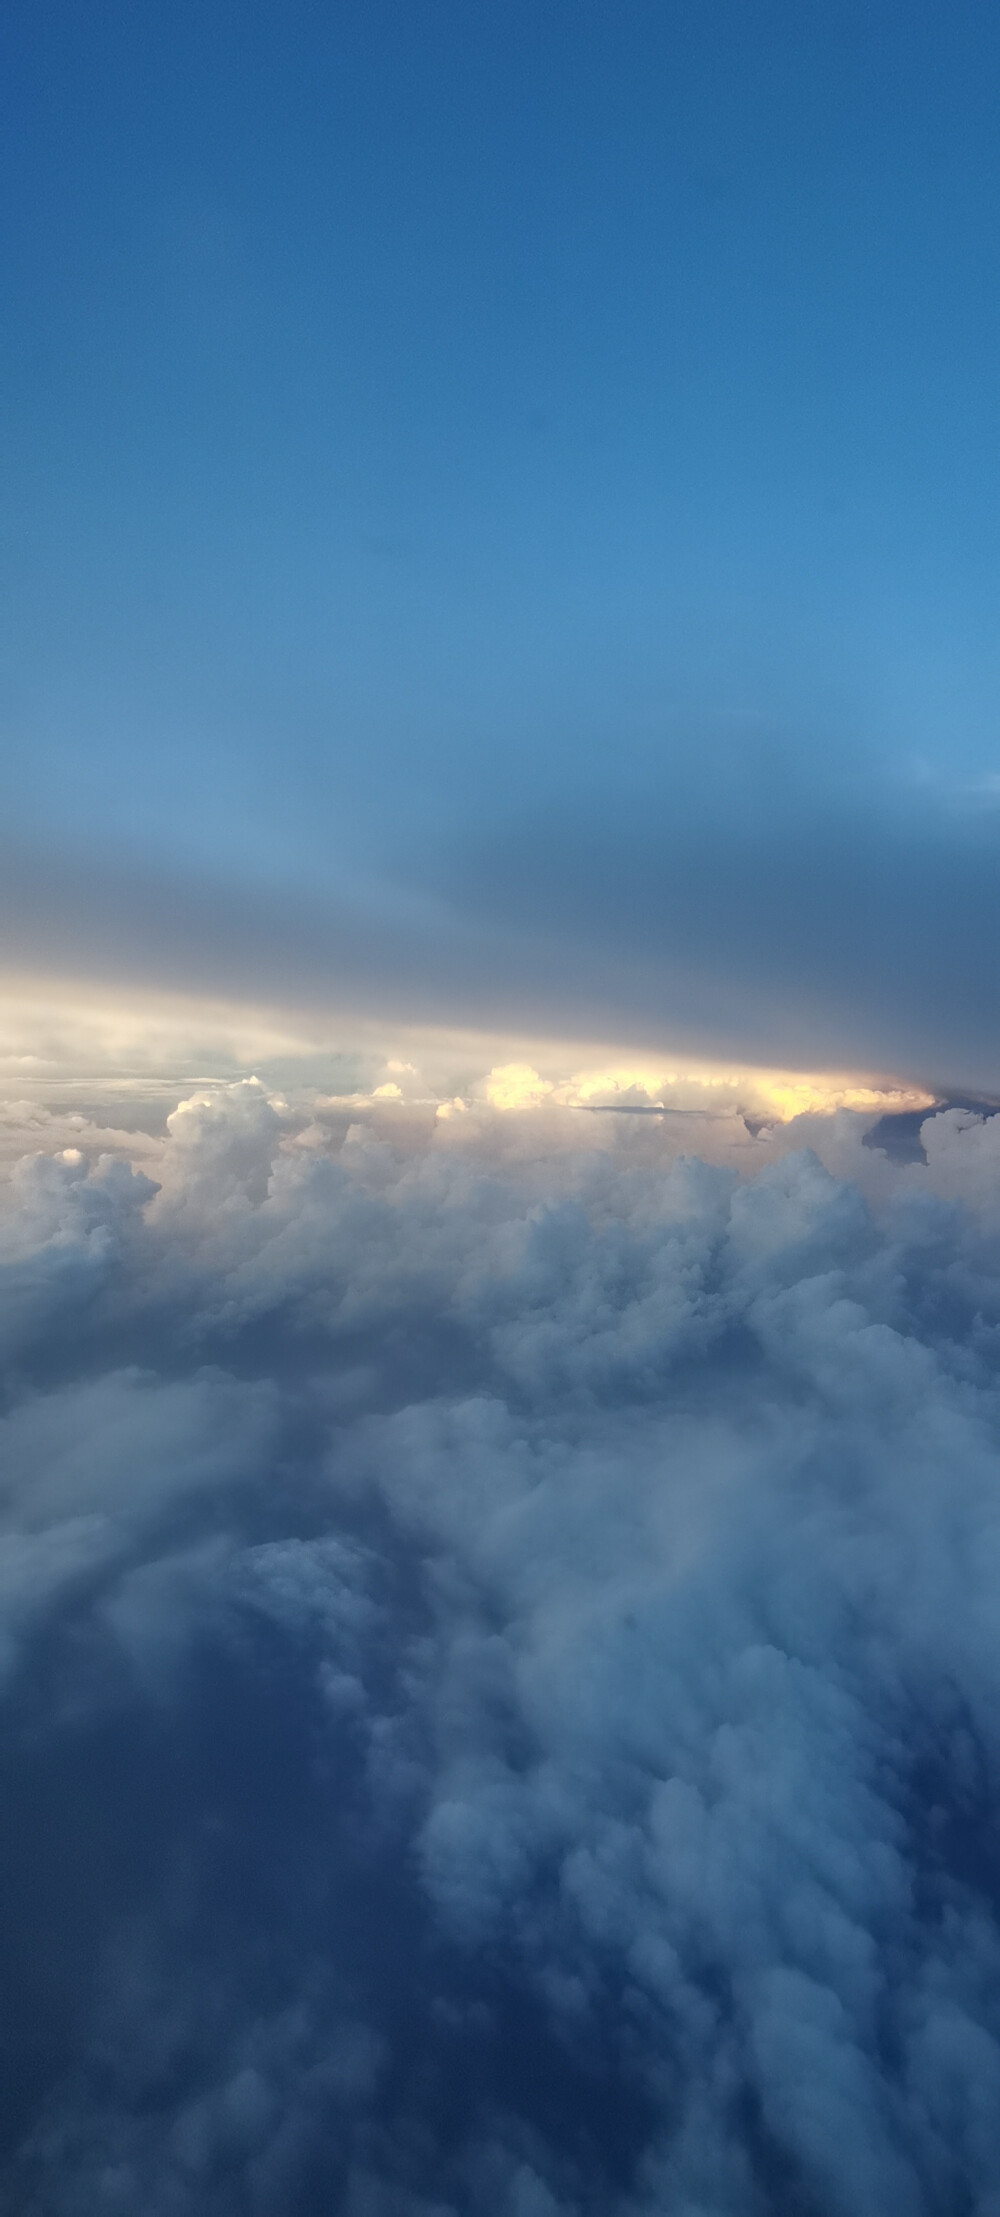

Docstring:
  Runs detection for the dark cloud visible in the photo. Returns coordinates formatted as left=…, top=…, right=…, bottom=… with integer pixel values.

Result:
left=7, top=753, right=1000, bottom=1089
left=430, top=776, right=1000, bottom=1091
left=4, top=1092, right=1000, bottom=2211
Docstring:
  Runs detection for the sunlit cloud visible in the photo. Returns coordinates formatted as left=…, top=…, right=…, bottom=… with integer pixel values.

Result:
left=0, top=975, right=935, bottom=1145
left=483, top=1063, right=555, bottom=1111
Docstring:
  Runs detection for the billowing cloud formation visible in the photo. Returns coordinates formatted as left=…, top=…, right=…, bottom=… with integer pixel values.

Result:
left=4, top=1087, right=1000, bottom=2212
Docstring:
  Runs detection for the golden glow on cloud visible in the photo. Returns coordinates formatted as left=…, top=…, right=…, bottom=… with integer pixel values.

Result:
left=557, top=1063, right=935, bottom=1123
left=474, top=1059, right=933, bottom=1123
left=0, top=973, right=936, bottom=1129
left=484, top=1064, right=555, bottom=1111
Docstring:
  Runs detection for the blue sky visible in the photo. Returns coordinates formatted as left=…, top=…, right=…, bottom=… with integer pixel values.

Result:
left=5, top=1, right=1000, bottom=1082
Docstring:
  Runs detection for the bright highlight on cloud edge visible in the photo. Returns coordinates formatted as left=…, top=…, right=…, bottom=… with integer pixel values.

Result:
left=0, top=976, right=938, bottom=1152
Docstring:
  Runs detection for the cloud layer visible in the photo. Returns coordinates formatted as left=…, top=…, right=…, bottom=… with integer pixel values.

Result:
left=8, top=750, right=1000, bottom=1092
left=4, top=1087, right=1000, bottom=2212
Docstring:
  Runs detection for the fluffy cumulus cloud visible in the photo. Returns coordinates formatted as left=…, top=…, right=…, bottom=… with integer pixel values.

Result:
left=4, top=1084, right=1000, bottom=2212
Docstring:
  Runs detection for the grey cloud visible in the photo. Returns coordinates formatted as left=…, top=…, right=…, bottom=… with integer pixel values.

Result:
left=8, top=756, right=1000, bottom=1088
left=429, top=779, right=1000, bottom=1092
left=4, top=1092, right=1000, bottom=2209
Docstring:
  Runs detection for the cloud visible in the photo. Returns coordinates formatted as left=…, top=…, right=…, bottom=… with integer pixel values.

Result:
left=0, top=973, right=933, bottom=1154
left=7, top=753, right=1000, bottom=1090
left=483, top=1066, right=555, bottom=1112
left=4, top=1087, right=1000, bottom=2210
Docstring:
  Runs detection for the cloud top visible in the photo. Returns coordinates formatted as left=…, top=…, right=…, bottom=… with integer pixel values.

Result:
left=3, top=1089, right=1000, bottom=2211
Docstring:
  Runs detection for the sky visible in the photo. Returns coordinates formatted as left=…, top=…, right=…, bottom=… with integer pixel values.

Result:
left=5, top=0, right=1000, bottom=1087
left=11, top=12, right=1000, bottom=2217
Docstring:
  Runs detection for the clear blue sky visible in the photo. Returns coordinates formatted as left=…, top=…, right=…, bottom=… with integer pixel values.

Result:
left=4, top=2, right=1000, bottom=1082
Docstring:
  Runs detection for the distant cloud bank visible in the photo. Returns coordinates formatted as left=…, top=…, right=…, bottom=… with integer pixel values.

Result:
left=3, top=1083, right=1000, bottom=2211
left=0, top=974, right=933, bottom=1164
